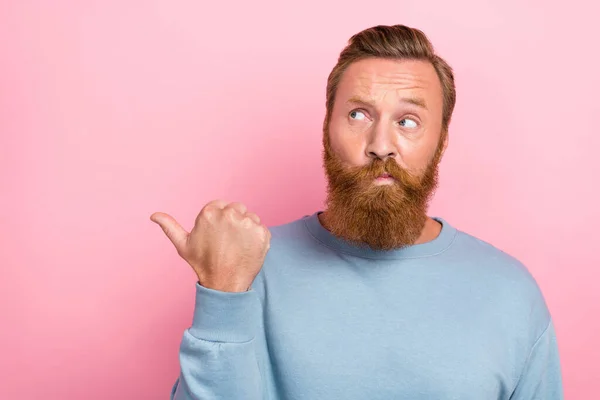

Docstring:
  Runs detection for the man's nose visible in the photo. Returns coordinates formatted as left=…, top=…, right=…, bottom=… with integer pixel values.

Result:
left=365, top=123, right=396, bottom=160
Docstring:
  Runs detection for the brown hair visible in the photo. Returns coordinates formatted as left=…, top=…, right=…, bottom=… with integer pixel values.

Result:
left=323, top=25, right=456, bottom=135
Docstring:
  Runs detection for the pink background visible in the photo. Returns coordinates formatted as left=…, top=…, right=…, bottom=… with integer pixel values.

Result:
left=1, top=0, right=598, bottom=398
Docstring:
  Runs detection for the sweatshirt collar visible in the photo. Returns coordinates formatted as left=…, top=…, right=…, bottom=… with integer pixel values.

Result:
left=303, top=211, right=457, bottom=260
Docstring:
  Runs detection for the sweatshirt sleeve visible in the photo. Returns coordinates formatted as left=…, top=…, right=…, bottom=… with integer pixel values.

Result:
left=510, top=320, right=564, bottom=400
left=170, top=283, right=264, bottom=400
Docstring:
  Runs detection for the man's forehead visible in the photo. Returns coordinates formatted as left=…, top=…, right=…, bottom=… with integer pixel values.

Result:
left=338, top=59, right=442, bottom=105
left=342, top=59, right=439, bottom=90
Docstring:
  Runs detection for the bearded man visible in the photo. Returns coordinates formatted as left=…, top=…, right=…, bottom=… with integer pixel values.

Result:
left=152, top=24, right=563, bottom=400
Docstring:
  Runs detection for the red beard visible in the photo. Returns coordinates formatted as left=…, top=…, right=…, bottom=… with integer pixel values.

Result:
left=322, top=133, right=445, bottom=250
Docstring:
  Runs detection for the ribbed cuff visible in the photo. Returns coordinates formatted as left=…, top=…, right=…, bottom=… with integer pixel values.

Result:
left=188, top=283, right=261, bottom=343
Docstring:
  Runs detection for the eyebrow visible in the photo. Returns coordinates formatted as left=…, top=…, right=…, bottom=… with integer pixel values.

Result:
left=346, top=95, right=428, bottom=110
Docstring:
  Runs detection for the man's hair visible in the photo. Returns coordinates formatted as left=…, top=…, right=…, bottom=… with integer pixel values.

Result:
left=324, top=25, right=456, bottom=134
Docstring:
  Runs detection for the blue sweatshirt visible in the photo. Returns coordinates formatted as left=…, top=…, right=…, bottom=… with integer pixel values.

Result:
left=170, top=212, right=563, bottom=399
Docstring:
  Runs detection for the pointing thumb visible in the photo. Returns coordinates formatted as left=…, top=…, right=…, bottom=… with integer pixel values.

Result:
left=150, top=212, right=188, bottom=253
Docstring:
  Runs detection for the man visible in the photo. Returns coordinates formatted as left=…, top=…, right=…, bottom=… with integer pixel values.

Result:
left=151, top=25, right=563, bottom=399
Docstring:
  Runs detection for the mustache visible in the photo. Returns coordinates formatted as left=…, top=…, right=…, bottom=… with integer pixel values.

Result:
left=347, top=157, right=417, bottom=185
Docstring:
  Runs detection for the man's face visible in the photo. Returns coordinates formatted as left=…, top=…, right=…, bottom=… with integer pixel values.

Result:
left=323, top=57, right=448, bottom=250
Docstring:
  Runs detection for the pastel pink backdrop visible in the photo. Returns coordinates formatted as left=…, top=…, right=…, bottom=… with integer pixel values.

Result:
left=1, top=0, right=598, bottom=398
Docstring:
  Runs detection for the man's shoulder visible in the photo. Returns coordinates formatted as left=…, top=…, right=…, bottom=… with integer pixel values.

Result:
left=450, top=225, right=551, bottom=326
left=452, top=228, right=523, bottom=266
left=263, top=213, right=320, bottom=256
left=267, top=214, right=311, bottom=241
left=252, top=214, right=316, bottom=293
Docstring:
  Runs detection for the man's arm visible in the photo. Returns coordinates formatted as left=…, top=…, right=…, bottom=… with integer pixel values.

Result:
left=170, top=284, right=264, bottom=400
left=510, top=320, right=563, bottom=400
left=150, top=200, right=271, bottom=399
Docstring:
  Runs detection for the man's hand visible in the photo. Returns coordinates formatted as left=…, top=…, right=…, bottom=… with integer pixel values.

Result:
left=150, top=200, right=271, bottom=292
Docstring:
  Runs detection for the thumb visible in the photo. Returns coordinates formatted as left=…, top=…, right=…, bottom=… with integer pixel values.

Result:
left=150, top=212, right=188, bottom=253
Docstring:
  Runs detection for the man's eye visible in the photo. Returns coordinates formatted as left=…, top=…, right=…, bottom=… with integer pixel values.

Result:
left=399, top=118, right=418, bottom=128
left=349, top=110, right=366, bottom=120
